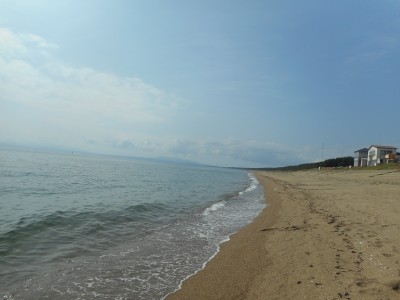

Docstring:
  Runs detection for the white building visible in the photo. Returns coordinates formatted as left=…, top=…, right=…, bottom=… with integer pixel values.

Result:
left=354, top=148, right=368, bottom=167
left=367, top=145, right=397, bottom=166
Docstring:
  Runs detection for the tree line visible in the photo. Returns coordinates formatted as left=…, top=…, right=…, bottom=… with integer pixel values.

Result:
left=250, top=156, right=354, bottom=171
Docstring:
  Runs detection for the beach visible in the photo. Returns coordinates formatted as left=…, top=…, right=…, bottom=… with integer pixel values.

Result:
left=167, top=169, right=400, bottom=300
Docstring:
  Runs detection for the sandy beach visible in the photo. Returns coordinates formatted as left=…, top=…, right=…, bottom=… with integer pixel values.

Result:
left=167, top=169, right=400, bottom=300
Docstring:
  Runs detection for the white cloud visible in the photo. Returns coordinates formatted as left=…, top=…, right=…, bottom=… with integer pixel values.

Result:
left=0, top=27, right=57, bottom=61
left=0, top=27, right=177, bottom=150
left=21, top=33, right=58, bottom=49
left=0, top=27, right=29, bottom=58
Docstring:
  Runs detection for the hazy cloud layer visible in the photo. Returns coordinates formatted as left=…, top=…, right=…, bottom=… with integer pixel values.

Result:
left=111, top=136, right=304, bottom=167
left=0, top=27, right=176, bottom=149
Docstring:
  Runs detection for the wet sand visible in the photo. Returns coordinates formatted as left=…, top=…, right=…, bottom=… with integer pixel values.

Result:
left=167, top=169, right=400, bottom=300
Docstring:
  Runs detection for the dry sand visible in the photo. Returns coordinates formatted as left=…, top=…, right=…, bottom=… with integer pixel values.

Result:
left=167, top=169, right=400, bottom=300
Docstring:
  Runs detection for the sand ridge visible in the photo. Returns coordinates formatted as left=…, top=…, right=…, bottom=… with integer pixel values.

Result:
left=167, top=169, right=400, bottom=300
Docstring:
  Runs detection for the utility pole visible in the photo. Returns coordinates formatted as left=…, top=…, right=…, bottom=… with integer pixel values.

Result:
left=321, top=143, right=325, bottom=162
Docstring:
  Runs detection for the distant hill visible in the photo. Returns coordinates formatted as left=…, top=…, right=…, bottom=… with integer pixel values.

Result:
left=0, top=143, right=204, bottom=167
left=150, top=156, right=203, bottom=166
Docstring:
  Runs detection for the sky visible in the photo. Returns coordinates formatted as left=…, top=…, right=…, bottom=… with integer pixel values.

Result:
left=1, top=1, right=400, bottom=167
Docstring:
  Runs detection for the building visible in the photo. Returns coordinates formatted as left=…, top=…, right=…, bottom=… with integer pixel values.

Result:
left=354, top=148, right=368, bottom=167
left=367, top=145, right=397, bottom=166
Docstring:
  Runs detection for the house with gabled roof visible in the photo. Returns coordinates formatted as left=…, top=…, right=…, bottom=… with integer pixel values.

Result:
left=367, top=145, right=397, bottom=166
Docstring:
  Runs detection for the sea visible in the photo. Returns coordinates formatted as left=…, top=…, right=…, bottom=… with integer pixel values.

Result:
left=0, top=147, right=266, bottom=300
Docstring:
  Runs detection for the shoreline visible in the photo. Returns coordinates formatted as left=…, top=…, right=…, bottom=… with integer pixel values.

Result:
left=163, top=172, right=269, bottom=300
left=166, top=172, right=280, bottom=299
left=167, top=170, right=400, bottom=299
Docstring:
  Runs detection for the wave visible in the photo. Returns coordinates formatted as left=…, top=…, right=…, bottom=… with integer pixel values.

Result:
left=238, top=172, right=259, bottom=195
left=202, top=173, right=260, bottom=216
left=0, top=202, right=176, bottom=262
left=202, top=201, right=227, bottom=216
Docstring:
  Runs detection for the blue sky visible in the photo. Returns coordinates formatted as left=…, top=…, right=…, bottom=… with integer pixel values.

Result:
left=1, top=1, right=400, bottom=167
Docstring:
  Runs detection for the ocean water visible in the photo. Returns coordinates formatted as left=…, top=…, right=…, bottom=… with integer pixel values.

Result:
left=0, top=147, right=265, bottom=299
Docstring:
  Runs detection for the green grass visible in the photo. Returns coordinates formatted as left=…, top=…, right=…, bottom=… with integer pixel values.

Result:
left=356, top=163, right=400, bottom=171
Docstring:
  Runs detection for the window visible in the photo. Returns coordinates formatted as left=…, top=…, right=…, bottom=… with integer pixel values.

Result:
left=380, top=149, right=394, bottom=155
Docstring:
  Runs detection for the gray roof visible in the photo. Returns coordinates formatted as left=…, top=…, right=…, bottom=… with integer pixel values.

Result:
left=369, top=145, right=397, bottom=150
left=354, top=148, right=368, bottom=153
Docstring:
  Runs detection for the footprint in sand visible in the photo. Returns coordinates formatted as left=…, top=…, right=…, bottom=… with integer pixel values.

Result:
left=387, top=280, right=400, bottom=292
left=382, top=253, right=392, bottom=257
